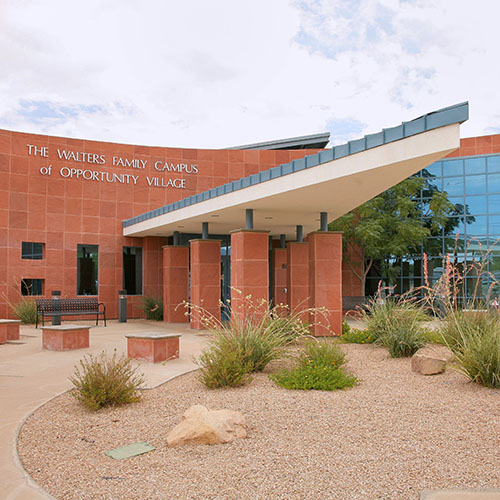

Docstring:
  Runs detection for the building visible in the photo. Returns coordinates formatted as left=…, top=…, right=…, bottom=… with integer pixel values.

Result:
left=364, top=134, right=500, bottom=302
left=0, top=103, right=468, bottom=334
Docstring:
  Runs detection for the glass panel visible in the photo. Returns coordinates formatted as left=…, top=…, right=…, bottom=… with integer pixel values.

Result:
left=464, top=236, right=488, bottom=253
left=423, top=237, right=443, bottom=254
left=489, top=254, right=500, bottom=280
left=401, top=277, right=423, bottom=293
left=443, top=159, right=463, bottom=176
left=465, top=175, right=487, bottom=195
left=489, top=215, right=500, bottom=236
left=466, top=215, right=487, bottom=235
left=422, top=162, right=442, bottom=177
left=444, top=236, right=466, bottom=253
left=488, top=194, right=500, bottom=214
left=488, top=173, right=500, bottom=193
left=445, top=217, right=466, bottom=237
left=464, top=157, right=486, bottom=174
left=77, top=244, right=98, bottom=295
left=487, top=155, right=500, bottom=173
left=21, top=279, right=43, bottom=296
left=448, top=195, right=465, bottom=208
left=427, top=257, right=445, bottom=279
left=401, top=258, right=422, bottom=277
left=464, top=195, right=487, bottom=215
left=443, top=177, right=464, bottom=195
left=21, top=242, right=43, bottom=260
left=122, top=247, right=143, bottom=295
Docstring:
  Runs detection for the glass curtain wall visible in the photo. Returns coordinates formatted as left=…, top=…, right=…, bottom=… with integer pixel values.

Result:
left=365, top=153, right=500, bottom=301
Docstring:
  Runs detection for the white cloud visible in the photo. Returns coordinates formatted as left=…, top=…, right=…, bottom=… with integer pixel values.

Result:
left=0, top=0, right=499, bottom=147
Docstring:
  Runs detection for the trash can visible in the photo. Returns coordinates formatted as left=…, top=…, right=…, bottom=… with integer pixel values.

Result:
left=118, top=290, right=127, bottom=323
left=51, top=290, right=61, bottom=325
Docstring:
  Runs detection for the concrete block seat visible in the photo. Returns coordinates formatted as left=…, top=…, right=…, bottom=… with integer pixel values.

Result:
left=42, top=324, right=90, bottom=351
left=126, top=332, right=180, bottom=363
left=0, top=319, right=21, bottom=343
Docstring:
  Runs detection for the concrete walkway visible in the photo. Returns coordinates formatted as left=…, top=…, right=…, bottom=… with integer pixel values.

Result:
left=0, top=320, right=207, bottom=500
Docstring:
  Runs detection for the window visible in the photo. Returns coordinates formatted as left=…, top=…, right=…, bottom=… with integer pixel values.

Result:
left=123, top=247, right=143, bottom=295
left=77, top=244, right=98, bottom=295
left=21, top=279, right=43, bottom=295
left=22, top=242, right=43, bottom=259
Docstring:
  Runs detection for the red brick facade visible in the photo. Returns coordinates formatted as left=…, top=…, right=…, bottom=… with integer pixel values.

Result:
left=0, top=128, right=319, bottom=319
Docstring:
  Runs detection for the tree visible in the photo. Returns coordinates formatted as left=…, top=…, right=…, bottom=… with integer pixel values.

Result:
left=329, top=175, right=470, bottom=296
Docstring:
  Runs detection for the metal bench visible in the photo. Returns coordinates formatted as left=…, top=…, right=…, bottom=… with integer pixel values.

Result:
left=35, top=298, right=106, bottom=328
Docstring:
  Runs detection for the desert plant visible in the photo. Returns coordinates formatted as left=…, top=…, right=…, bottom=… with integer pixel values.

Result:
left=341, top=328, right=374, bottom=344
left=193, top=292, right=326, bottom=388
left=70, top=350, right=145, bottom=411
left=439, top=308, right=500, bottom=388
left=420, top=242, right=500, bottom=387
left=342, top=318, right=350, bottom=335
left=12, top=298, right=37, bottom=324
left=141, top=296, right=163, bottom=321
left=197, top=345, right=253, bottom=389
left=358, top=288, right=428, bottom=357
left=270, top=339, right=356, bottom=391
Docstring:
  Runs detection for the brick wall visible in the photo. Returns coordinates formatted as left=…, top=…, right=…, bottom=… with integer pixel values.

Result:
left=0, top=128, right=319, bottom=318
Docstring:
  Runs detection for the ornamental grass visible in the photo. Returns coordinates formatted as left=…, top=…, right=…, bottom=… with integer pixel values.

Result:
left=188, top=291, right=328, bottom=389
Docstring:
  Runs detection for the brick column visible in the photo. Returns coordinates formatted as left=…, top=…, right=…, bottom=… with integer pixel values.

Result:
left=190, top=239, right=221, bottom=329
left=230, top=230, right=269, bottom=322
left=273, top=248, right=288, bottom=308
left=162, top=245, right=189, bottom=323
left=287, top=242, right=310, bottom=315
left=307, top=231, right=343, bottom=336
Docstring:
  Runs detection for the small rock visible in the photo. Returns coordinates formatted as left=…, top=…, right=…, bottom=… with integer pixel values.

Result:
left=167, top=405, right=247, bottom=446
left=411, top=353, right=447, bottom=375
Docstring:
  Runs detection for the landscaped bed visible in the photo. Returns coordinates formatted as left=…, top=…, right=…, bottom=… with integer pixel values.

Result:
left=17, top=343, right=500, bottom=500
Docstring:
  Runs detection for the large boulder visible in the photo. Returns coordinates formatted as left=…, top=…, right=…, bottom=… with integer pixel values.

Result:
left=167, top=405, right=247, bottom=446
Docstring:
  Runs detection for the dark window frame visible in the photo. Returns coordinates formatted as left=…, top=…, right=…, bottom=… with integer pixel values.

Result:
left=77, top=244, right=99, bottom=296
left=21, top=278, right=44, bottom=296
left=21, top=242, right=44, bottom=260
left=122, top=246, right=143, bottom=295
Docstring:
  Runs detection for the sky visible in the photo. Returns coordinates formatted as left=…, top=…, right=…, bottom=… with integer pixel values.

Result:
left=1, top=0, right=499, bottom=149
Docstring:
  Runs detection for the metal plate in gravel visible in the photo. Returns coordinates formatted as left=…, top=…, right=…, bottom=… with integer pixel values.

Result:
left=105, top=442, right=155, bottom=460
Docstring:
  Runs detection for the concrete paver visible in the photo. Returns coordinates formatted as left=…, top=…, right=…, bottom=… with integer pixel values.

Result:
left=0, top=320, right=207, bottom=500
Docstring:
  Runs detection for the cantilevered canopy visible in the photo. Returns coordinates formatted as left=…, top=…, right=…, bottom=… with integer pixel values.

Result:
left=123, top=103, right=468, bottom=240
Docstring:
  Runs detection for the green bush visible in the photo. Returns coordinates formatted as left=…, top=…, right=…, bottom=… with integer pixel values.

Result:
left=440, top=309, right=500, bottom=388
left=196, top=317, right=296, bottom=389
left=362, top=296, right=427, bottom=357
left=270, top=340, right=357, bottom=391
left=141, top=296, right=163, bottom=321
left=12, top=298, right=37, bottom=324
left=197, top=345, right=253, bottom=389
left=340, top=328, right=374, bottom=344
left=69, top=351, right=145, bottom=411
left=195, top=295, right=317, bottom=388
left=342, top=319, right=350, bottom=335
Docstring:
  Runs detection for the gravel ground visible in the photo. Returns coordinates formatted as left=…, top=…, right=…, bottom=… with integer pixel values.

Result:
left=17, top=344, right=500, bottom=500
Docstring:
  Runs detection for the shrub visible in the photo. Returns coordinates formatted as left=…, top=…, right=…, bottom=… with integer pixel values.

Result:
left=141, top=296, right=163, bottom=321
left=342, top=319, right=350, bottom=335
left=70, top=350, right=145, bottom=411
left=197, top=345, right=253, bottom=389
left=270, top=340, right=357, bottom=391
left=440, top=309, right=500, bottom=388
left=421, top=246, right=500, bottom=387
left=360, top=291, right=427, bottom=357
left=341, top=328, right=374, bottom=344
left=12, top=298, right=37, bottom=324
left=193, top=294, right=322, bottom=388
